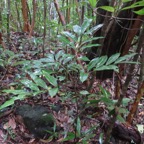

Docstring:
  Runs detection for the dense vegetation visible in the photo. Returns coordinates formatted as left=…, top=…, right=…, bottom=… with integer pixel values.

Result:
left=0, top=0, right=144, bottom=143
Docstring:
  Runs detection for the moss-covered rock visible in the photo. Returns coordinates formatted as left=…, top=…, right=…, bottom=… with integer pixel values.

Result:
left=16, top=104, right=56, bottom=138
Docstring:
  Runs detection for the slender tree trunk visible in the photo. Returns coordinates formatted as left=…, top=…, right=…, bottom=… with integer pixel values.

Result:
left=21, top=0, right=30, bottom=32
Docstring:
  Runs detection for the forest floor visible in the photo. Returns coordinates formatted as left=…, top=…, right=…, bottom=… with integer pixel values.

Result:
left=0, top=32, right=144, bottom=144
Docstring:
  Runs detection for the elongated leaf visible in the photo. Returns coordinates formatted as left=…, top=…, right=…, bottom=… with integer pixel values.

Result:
left=57, top=35, right=70, bottom=45
left=114, top=53, right=136, bottom=64
left=122, top=1, right=144, bottom=10
left=2, top=89, right=30, bottom=95
left=73, top=25, right=81, bottom=35
left=88, top=57, right=99, bottom=71
left=134, top=8, right=144, bottom=15
left=89, top=0, right=97, bottom=8
left=81, top=44, right=101, bottom=50
left=81, top=18, right=92, bottom=33
left=79, top=90, right=89, bottom=95
left=0, top=94, right=28, bottom=110
left=96, top=56, right=108, bottom=68
left=30, top=73, right=48, bottom=89
left=101, top=97, right=114, bottom=105
left=106, top=53, right=120, bottom=65
left=88, top=58, right=99, bottom=71
left=42, top=70, right=57, bottom=87
left=76, top=117, right=81, bottom=137
left=81, top=37, right=103, bottom=45
left=99, top=6, right=114, bottom=12
left=95, top=65, right=119, bottom=72
left=62, top=31, right=76, bottom=42
left=49, top=87, right=58, bottom=97
left=86, top=24, right=103, bottom=35
left=99, top=86, right=110, bottom=98
left=21, top=79, right=40, bottom=91
left=80, top=71, right=89, bottom=83
left=55, top=50, right=64, bottom=61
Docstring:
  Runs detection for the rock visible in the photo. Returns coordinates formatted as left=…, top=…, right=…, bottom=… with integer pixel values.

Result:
left=15, top=104, right=56, bottom=139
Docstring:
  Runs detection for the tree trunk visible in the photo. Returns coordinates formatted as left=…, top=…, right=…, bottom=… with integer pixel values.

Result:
left=89, top=0, right=144, bottom=79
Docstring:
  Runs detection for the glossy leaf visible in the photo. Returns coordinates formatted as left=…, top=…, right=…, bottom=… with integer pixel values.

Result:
left=62, top=31, right=76, bottom=42
left=80, top=71, right=89, bottom=83
left=0, top=94, right=29, bottom=110
left=96, top=56, right=108, bottom=68
left=81, top=44, right=101, bottom=50
left=30, top=73, right=48, bottom=89
left=86, top=24, right=103, bottom=35
left=88, top=57, right=99, bottom=71
left=114, top=53, right=136, bottom=64
left=57, top=35, right=70, bottom=45
left=21, top=79, right=40, bottom=91
left=95, top=65, right=119, bottom=72
left=42, top=70, right=57, bottom=87
left=73, top=25, right=81, bottom=35
left=134, top=8, right=144, bottom=15
left=81, top=18, right=92, bottom=33
left=106, top=53, right=120, bottom=65
left=76, top=117, right=81, bottom=137
left=79, top=90, right=89, bottom=95
left=99, top=6, right=114, bottom=12
left=49, top=87, right=58, bottom=97
left=89, top=0, right=97, bottom=8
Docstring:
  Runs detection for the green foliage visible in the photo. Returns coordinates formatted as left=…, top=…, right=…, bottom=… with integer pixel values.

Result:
left=0, top=17, right=137, bottom=113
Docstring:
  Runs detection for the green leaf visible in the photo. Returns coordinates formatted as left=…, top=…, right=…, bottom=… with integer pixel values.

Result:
left=55, top=50, right=64, bottom=61
left=122, top=98, right=131, bottom=106
left=30, top=73, right=48, bottom=89
left=21, top=79, right=40, bottom=91
left=89, top=0, right=97, bottom=8
left=61, top=132, right=75, bottom=141
left=57, top=35, right=70, bottom=45
left=80, top=71, right=89, bottom=83
left=81, top=37, right=103, bottom=45
left=62, top=31, right=76, bottom=42
left=86, top=24, right=103, bottom=35
left=99, top=133, right=104, bottom=144
left=76, top=117, right=81, bottom=137
left=2, top=90, right=30, bottom=95
left=106, top=53, right=120, bottom=65
left=99, top=86, right=110, bottom=98
left=117, top=115, right=125, bottom=123
left=73, top=25, right=81, bottom=35
left=114, top=53, right=136, bottom=64
left=49, top=87, right=58, bottom=97
left=42, top=70, right=57, bottom=87
left=99, top=6, right=115, bottom=12
left=96, top=56, right=108, bottom=68
left=79, top=90, right=89, bottom=95
left=95, top=65, right=119, bottom=72
left=81, top=18, right=92, bottom=33
left=88, top=57, right=99, bottom=71
left=81, top=44, right=101, bottom=50
left=122, top=1, right=144, bottom=10
left=0, top=94, right=28, bottom=110
left=101, top=97, right=114, bottom=105
left=134, top=8, right=144, bottom=15
left=78, top=56, right=90, bottom=62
